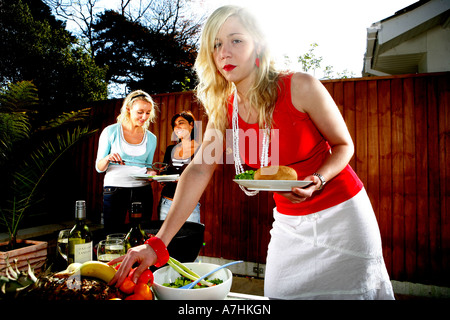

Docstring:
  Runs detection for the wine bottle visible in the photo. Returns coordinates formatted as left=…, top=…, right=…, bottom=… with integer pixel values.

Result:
left=124, top=202, right=148, bottom=251
left=68, top=200, right=93, bottom=264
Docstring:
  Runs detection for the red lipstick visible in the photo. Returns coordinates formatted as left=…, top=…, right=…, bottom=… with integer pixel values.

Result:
left=223, top=65, right=236, bottom=72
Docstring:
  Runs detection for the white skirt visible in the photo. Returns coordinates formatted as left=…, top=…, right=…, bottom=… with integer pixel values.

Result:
left=264, top=188, right=395, bottom=300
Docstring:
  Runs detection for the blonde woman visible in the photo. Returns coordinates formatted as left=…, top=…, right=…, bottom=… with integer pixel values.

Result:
left=110, top=6, right=394, bottom=300
left=96, top=90, right=158, bottom=235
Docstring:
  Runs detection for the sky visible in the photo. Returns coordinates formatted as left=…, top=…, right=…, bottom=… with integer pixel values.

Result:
left=192, top=0, right=420, bottom=77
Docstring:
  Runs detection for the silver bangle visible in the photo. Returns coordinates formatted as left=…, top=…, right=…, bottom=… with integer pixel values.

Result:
left=313, top=173, right=326, bottom=190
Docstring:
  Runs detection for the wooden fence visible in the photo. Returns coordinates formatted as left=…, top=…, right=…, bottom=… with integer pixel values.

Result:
left=68, top=72, right=449, bottom=286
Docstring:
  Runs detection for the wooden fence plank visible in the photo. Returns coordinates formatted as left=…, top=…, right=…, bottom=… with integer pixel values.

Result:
left=438, top=75, right=450, bottom=282
left=354, top=81, right=368, bottom=184
left=378, top=79, right=393, bottom=273
left=414, top=77, right=430, bottom=279
left=426, top=76, right=441, bottom=282
left=402, top=77, right=418, bottom=280
left=367, top=80, right=380, bottom=220
left=334, top=81, right=344, bottom=116
left=344, top=81, right=356, bottom=169
left=391, top=78, right=405, bottom=280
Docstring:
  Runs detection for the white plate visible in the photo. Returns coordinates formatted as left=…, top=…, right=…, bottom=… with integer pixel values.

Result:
left=131, top=174, right=179, bottom=181
left=130, top=174, right=154, bottom=180
left=233, top=179, right=313, bottom=191
left=153, top=174, right=180, bottom=182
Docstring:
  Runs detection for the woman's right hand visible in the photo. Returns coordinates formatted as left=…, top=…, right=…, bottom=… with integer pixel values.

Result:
left=107, top=153, right=124, bottom=164
left=96, top=153, right=124, bottom=172
left=108, top=243, right=157, bottom=287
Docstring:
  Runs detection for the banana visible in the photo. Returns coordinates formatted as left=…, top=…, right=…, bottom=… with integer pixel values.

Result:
left=54, top=261, right=116, bottom=283
left=54, top=263, right=82, bottom=277
left=66, top=263, right=82, bottom=273
left=79, top=261, right=117, bottom=283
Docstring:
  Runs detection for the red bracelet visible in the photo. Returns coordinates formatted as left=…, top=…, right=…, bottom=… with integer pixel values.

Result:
left=145, top=236, right=169, bottom=267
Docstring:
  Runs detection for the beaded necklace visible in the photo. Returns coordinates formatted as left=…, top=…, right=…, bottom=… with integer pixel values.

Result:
left=232, top=89, right=269, bottom=196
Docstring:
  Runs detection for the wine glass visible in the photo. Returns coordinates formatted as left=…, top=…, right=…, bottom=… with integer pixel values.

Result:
left=57, top=229, right=71, bottom=261
left=96, top=239, right=125, bottom=263
left=106, top=233, right=126, bottom=241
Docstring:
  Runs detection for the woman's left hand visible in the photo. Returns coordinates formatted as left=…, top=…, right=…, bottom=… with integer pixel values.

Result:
left=146, top=170, right=157, bottom=180
left=275, top=175, right=321, bottom=204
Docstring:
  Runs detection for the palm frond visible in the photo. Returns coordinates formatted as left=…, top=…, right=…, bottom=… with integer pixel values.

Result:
left=0, top=81, right=39, bottom=112
left=0, top=80, right=99, bottom=249
left=4, top=126, right=98, bottom=240
left=0, top=81, right=36, bottom=164
left=0, top=112, right=31, bottom=148
left=37, top=108, right=92, bottom=131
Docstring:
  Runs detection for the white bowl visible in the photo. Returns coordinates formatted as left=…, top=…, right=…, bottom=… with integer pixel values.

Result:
left=152, top=262, right=233, bottom=300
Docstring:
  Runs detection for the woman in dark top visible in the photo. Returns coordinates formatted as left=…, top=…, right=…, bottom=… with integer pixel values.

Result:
left=158, top=111, right=201, bottom=223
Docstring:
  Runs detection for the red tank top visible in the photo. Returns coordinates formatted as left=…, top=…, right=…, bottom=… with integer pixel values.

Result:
left=228, top=73, right=363, bottom=215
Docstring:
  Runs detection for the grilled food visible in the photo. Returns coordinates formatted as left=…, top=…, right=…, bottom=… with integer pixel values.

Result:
left=254, top=166, right=297, bottom=180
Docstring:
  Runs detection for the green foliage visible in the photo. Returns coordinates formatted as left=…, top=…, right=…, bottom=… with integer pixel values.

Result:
left=0, top=258, right=37, bottom=298
left=0, top=0, right=107, bottom=111
left=0, top=82, right=38, bottom=162
left=298, top=43, right=323, bottom=74
left=0, top=81, right=39, bottom=112
left=0, top=81, right=97, bottom=249
left=296, top=43, right=356, bottom=79
left=92, top=10, right=198, bottom=94
left=234, top=170, right=255, bottom=180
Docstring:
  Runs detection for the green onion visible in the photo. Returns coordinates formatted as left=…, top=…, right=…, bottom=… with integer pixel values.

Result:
left=167, top=257, right=213, bottom=287
left=163, top=275, right=223, bottom=288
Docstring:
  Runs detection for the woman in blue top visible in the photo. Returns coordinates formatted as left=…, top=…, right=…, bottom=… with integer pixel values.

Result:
left=96, top=90, right=158, bottom=234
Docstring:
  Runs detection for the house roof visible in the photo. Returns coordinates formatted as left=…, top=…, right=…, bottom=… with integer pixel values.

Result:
left=363, top=0, right=450, bottom=76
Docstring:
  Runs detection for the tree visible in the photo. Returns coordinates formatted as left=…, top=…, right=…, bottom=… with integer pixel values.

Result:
left=296, top=43, right=356, bottom=79
left=91, top=11, right=148, bottom=88
left=91, top=9, right=197, bottom=94
left=0, top=81, right=97, bottom=249
left=298, top=43, right=324, bottom=76
left=44, top=0, right=203, bottom=96
left=45, top=0, right=203, bottom=49
left=43, top=0, right=109, bottom=55
left=0, top=0, right=107, bottom=113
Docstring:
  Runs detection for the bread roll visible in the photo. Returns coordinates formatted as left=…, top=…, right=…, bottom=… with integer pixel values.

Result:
left=254, top=166, right=297, bottom=180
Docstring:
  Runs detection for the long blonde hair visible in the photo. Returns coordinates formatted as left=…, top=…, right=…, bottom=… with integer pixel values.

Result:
left=117, top=90, right=157, bottom=130
left=194, top=5, right=281, bottom=133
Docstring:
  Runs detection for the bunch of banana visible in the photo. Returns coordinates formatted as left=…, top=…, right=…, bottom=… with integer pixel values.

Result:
left=55, top=261, right=116, bottom=283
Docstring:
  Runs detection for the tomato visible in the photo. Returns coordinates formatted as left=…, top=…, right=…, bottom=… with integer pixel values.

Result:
left=119, top=277, right=136, bottom=295
left=137, top=269, right=154, bottom=287
left=126, top=268, right=153, bottom=286
left=114, top=263, right=121, bottom=270
left=128, top=267, right=137, bottom=279
left=124, top=294, right=140, bottom=300
left=133, top=283, right=153, bottom=300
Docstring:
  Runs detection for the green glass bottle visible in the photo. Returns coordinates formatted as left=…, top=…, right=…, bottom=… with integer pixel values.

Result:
left=124, top=202, right=148, bottom=251
left=67, top=200, right=93, bottom=264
